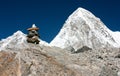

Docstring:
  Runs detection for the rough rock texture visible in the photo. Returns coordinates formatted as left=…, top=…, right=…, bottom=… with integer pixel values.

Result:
left=0, top=44, right=77, bottom=76
left=0, top=51, right=20, bottom=76
left=0, top=43, right=120, bottom=76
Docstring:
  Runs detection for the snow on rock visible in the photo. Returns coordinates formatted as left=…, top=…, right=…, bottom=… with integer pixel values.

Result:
left=32, top=24, right=37, bottom=28
left=0, top=31, right=49, bottom=51
left=39, top=39, right=50, bottom=47
left=112, top=31, right=120, bottom=45
left=50, top=7, right=120, bottom=50
left=0, top=31, right=26, bottom=50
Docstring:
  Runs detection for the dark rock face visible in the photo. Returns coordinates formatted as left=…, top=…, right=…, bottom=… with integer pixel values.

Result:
left=115, top=54, right=120, bottom=58
left=74, top=46, right=92, bottom=53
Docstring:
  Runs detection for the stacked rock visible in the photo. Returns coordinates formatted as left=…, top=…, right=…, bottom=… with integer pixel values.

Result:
left=27, top=24, right=40, bottom=44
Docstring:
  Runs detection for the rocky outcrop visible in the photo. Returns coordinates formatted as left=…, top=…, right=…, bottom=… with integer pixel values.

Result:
left=0, top=43, right=120, bottom=76
left=0, top=44, right=77, bottom=76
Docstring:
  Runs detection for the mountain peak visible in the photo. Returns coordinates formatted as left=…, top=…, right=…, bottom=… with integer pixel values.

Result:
left=0, top=30, right=49, bottom=51
left=68, top=7, right=95, bottom=18
left=71, top=7, right=92, bottom=15
left=13, top=30, right=25, bottom=36
left=64, top=7, right=99, bottom=30
left=0, top=31, right=26, bottom=50
left=50, top=8, right=120, bottom=50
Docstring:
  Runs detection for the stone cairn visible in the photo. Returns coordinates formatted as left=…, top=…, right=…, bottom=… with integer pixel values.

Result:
left=27, top=24, right=40, bottom=44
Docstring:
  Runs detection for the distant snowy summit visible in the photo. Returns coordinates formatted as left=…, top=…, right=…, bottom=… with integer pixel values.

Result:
left=0, top=8, right=120, bottom=51
left=0, top=30, right=49, bottom=51
left=50, top=7, right=120, bottom=50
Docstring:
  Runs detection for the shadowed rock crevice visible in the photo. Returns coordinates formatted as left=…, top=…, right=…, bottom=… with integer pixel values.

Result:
left=74, top=46, right=92, bottom=53
left=115, top=54, right=120, bottom=58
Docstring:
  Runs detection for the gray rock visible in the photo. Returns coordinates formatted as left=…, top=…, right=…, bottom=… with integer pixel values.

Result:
left=99, top=65, right=117, bottom=76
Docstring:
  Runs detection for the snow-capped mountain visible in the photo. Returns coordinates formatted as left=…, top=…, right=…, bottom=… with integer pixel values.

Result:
left=0, top=8, right=119, bottom=51
left=0, top=8, right=120, bottom=76
left=0, top=31, right=49, bottom=51
left=50, top=7, right=120, bottom=50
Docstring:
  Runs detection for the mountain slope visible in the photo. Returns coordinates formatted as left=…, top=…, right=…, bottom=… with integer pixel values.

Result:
left=0, top=31, right=49, bottom=51
left=0, top=31, right=120, bottom=76
left=112, top=31, right=120, bottom=45
left=50, top=7, right=120, bottom=50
